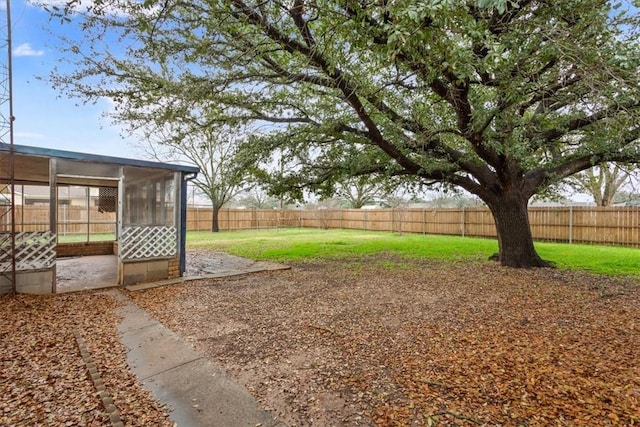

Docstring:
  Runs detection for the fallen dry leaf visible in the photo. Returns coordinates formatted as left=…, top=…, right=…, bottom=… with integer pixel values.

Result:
left=130, top=251, right=640, bottom=426
left=2, top=250, right=639, bottom=427
left=0, top=291, right=172, bottom=427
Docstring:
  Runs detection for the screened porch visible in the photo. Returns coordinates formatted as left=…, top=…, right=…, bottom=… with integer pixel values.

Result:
left=0, top=144, right=198, bottom=294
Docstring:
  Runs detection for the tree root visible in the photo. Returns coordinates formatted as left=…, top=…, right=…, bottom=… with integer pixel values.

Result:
left=488, top=252, right=556, bottom=268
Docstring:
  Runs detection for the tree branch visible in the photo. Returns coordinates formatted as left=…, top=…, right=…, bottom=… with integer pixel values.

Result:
left=542, top=100, right=640, bottom=141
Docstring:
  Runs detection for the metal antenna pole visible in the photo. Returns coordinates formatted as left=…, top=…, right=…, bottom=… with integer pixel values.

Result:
left=0, top=0, right=16, bottom=293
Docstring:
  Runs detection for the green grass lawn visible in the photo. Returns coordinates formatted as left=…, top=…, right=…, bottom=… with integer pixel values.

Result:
left=187, top=228, right=640, bottom=277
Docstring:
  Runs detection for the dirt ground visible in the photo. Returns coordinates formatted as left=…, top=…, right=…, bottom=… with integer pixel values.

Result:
left=1, top=250, right=639, bottom=426
left=128, top=251, right=640, bottom=426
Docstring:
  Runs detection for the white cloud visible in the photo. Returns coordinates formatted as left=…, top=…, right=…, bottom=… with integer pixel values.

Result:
left=13, top=43, right=45, bottom=57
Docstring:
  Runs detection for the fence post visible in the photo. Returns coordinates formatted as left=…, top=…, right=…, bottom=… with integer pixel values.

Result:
left=364, top=210, right=368, bottom=231
left=423, top=209, right=426, bottom=235
left=569, top=205, right=573, bottom=244
left=391, top=208, right=394, bottom=234
left=461, top=207, right=465, bottom=237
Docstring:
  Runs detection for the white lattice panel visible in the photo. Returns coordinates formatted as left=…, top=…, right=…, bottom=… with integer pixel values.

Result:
left=120, top=226, right=177, bottom=260
left=0, top=231, right=56, bottom=271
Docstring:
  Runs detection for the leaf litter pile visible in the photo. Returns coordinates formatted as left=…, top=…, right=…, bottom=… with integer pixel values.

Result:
left=129, top=253, right=640, bottom=426
left=1, top=252, right=638, bottom=426
left=0, top=291, right=172, bottom=426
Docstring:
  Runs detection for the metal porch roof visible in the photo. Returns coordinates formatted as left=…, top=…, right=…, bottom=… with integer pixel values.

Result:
left=0, top=144, right=199, bottom=173
left=0, top=144, right=199, bottom=186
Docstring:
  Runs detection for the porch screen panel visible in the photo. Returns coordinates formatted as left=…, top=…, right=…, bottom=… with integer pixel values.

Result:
left=57, top=185, right=88, bottom=239
left=121, top=167, right=178, bottom=260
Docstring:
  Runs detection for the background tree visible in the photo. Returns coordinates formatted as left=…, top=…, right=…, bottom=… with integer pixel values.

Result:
left=48, top=0, right=640, bottom=267
left=384, top=188, right=412, bottom=235
left=427, top=190, right=484, bottom=208
left=234, top=189, right=281, bottom=209
left=141, top=121, right=254, bottom=232
left=335, top=176, right=391, bottom=208
left=305, top=198, right=342, bottom=229
left=568, top=163, right=638, bottom=207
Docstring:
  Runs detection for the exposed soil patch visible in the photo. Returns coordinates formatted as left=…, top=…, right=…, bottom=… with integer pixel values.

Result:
left=128, top=252, right=640, bottom=426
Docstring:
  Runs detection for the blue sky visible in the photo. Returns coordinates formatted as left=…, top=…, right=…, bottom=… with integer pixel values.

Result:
left=9, top=0, right=142, bottom=159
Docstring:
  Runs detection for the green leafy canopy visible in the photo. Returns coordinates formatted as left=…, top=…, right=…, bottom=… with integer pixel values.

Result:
left=49, top=0, right=640, bottom=204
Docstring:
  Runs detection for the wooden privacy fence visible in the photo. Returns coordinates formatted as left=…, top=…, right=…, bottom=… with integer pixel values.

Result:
left=1, top=205, right=116, bottom=235
left=187, top=206, right=640, bottom=247
left=5, top=205, right=639, bottom=247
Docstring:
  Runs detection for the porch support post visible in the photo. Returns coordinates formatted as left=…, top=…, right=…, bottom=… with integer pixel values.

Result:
left=179, top=172, right=188, bottom=275
left=117, top=166, right=124, bottom=246
left=49, top=158, right=57, bottom=293
left=117, top=167, right=125, bottom=285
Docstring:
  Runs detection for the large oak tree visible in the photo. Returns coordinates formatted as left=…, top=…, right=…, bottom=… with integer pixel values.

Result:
left=49, top=0, right=640, bottom=267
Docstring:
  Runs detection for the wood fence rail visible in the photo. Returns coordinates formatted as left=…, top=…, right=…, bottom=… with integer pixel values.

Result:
left=187, top=206, right=640, bottom=247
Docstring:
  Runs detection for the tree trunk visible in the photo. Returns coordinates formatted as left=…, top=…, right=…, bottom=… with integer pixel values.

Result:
left=486, top=193, right=553, bottom=268
left=211, top=206, right=221, bottom=232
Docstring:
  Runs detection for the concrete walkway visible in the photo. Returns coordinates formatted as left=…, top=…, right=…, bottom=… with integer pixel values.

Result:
left=114, top=292, right=286, bottom=427
left=126, top=252, right=291, bottom=291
